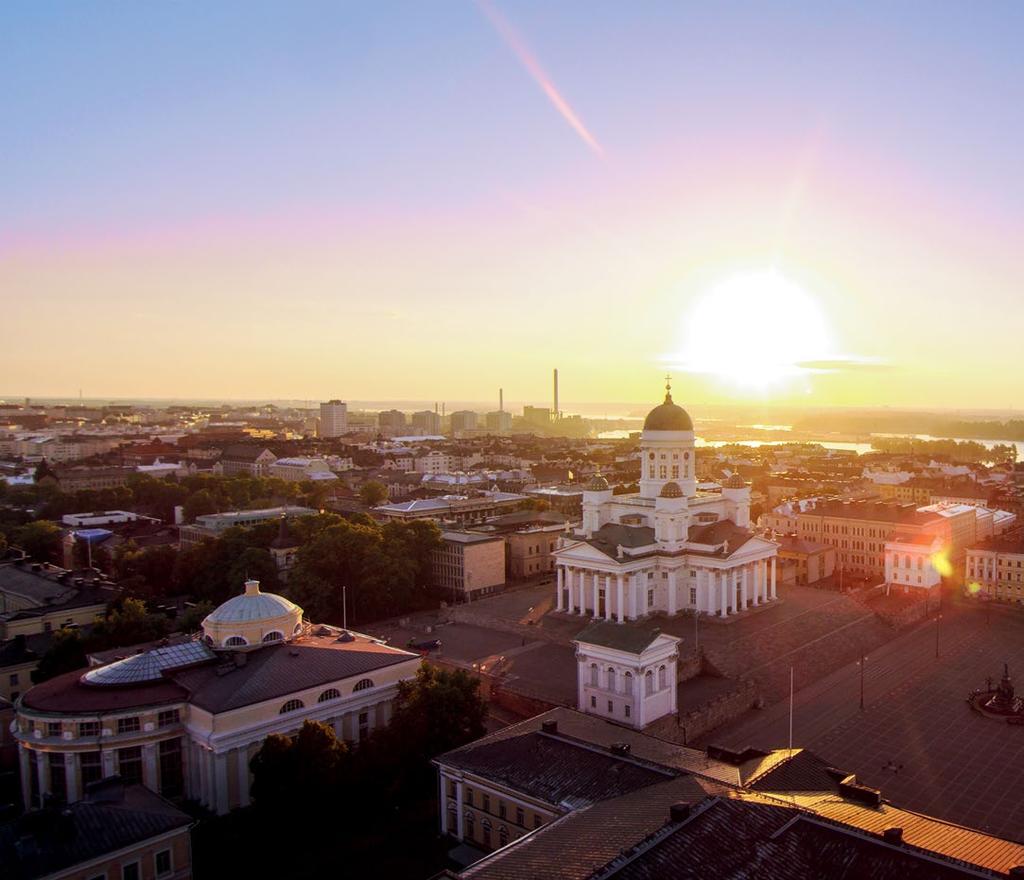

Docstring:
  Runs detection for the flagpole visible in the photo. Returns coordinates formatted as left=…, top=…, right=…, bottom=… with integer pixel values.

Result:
left=788, top=666, right=794, bottom=757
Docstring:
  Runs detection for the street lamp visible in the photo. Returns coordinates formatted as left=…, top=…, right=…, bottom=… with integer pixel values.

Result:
left=935, top=613, right=942, bottom=658
left=858, top=652, right=867, bottom=711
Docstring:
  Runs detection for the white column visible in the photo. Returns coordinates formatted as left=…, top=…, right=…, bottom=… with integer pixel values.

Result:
left=632, top=667, right=643, bottom=728
left=668, top=570, right=677, bottom=616
left=456, top=779, right=465, bottom=839
left=102, top=749, right=117, bottom=779
left=719, top=571, right=727, bottom=617
left=741, top=566, right=748, bottom=611
left=65, top=752, right=80, bottom=803
left=616, top=574, right=624, bottom=624
left=37, top=750, right=50, bottom=802
left=592, top=572, right=599, bottom=619
left=578, top=570, right=587, bottom=615
left=142, top=743, right=158, bottom=792
left=214, top=752, right=229, bottom=814
left=771, top=557, right=777, bottom=600
left=759, top=559, right=766, bottom=603
left=19, top=747, right=32, bottom=811
left=697, top=569, right=705, bottom=613
left=440, top=775, right=449, bottom=834
left=237, top=748, right=251, bottom=807
left=605, top=575, right=612, bottom=621
left=629, top=574, right=638, bottom=620
left=556, top=567, right=564, bottom=611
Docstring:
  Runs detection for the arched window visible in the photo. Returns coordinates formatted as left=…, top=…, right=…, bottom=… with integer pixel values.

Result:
left=499, top=825, right=509, bottom=846
left=317, top=688, right=341, bottom=703
left=465, top=811, right=475, bottom=839
left=353, top=678, right=374, bottom=691
left=645, top=670, right=654, bottom=695
left=224, top=636, right=247, bottom=647
left=261, top=631, right=284, bottom=643
left=279, top=699, right=304, bottom=714
left=624, top=671, right=633, bottom=694
left=658, top=665, right=667, bottom=689
left=589, top=663, right=598, bottom=686
left=482, top=819, right=492, bottom=848
left=447, top=809, right=457, bottom=835
left=607, top=668, right=616, bottom=692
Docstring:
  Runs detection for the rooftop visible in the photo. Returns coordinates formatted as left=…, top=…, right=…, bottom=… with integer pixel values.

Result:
left=574, top=621, right=671, bottom=655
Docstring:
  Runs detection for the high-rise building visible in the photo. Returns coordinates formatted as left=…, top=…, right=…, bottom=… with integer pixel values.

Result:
left=449, top=410, right=478, bottom=434
left=378, top=409, right=407, bottom=431
left=485, top=411, right=513, bottom=433
left=411, top=410, right=442, bottom=434
left=522, top=406, right=551, bottom=428
left=319, top=400, right=348, bottom=437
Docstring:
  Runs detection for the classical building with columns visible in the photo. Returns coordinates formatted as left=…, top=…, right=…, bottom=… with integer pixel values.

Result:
left=553, top=385, right=779, bottom=623
left=11, top=579, right=420, bottom=815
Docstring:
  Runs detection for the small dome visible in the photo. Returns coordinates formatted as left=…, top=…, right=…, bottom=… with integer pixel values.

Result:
left=659, top=481, right=683, bottom=498
left=643, top=391, right=693, bottom=432
left=202, top=580, right=303, bottom=649
left=586, top=474, right=610, bottom=492
left=724, top=473, right=747, bottom=489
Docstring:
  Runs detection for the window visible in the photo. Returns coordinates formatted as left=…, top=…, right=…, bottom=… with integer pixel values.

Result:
left=318, top=688, right=341, bottom=703
left=47, top=721, right=61, bottom=737
left=261, top=631, right=284, bottom=643
left=8, top=673, right=17, bottom=686
left=645, top=670, right=654, bottom=695
left=499, top=825, right=509, bottom=846
left=465, top=812, right=475, bottom=839
left=624, top=671, right=633, bottom=692
left=466, top=788, right=474, bottom=807
left=159, top=738, right=184, bottom=798
left=118, top=747, right=143, bottom=785
left=80, top=751, right=102, bottom=789
left=690, top=587, right=697, bottom=605
left=123, top=863, right=140, bottom=880
left=659, top=665, right=667, bottom=689
left=516, top=807, right=524, bottom=826
left=279, top=699, right=305, bottom=714
left=589, top=663, right=598, bottom=686
left=607, top=700, right=613, bottom=713
left=499, top=801, right=507, bottom=819
left=625, top=704, right=631, bottom=718
left=155, top=849, right=172, bottom=877
left=647, top=589, right=654, bottom=607
left=482, top=820, right=492, bottom=848
left=607, top=668, right=616, bottom=691
left=590, top=695, right=596, bottom=708
left=225, top=636, right=248, bottom=647
left=157, top=709, right=180, bottom=728
left=447, top=808, right=457, bottom=834
left=353, top=678, right=374, bottom=691
left=482, top=793, right=490, bottom=813
left=534, top=813, right=543, bottom=828
left=358, top=711, right=369, bottom=739
left=117, top=717, right=140, bottom=735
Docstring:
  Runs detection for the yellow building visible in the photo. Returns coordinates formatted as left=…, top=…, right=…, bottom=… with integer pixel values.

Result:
left=966, top=528, right=1024, bottom=605
left=13, top=580, right=421, bottom=814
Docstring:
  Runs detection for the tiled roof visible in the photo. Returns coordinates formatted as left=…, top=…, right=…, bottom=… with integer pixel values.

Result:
left=21, top=667, right=190, bottom=714
left=574, top=621, right=667, bottom=655
left=172, top=632, right=418, bottom=712
left=686, top=520, right=755, bottom=556
left=0, top=782, right=192, bottom=880
left=438, top=727, right=681, bottom=810
left=585, top=524, right=656, bottom=559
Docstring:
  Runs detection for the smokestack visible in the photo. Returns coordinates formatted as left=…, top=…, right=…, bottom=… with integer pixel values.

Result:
left=553, top=368, right=559, bottom=419
left=500, top=388, right=504, bottom=413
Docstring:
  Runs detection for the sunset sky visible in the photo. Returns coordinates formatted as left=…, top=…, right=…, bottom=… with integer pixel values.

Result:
left=3, top=2, right=1023, bottom=409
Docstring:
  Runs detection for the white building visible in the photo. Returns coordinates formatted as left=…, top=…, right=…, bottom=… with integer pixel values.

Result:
left=884, top=533, right=944, bottom=593
left=13, top=580, right=421, bottom=815
left=269, top=457, right=338, bottom=483
left=319, top=400, right=348, bottom=438
left=574, top=621, right=680, bottom=729
left=553, top=384, right=779, bottom=621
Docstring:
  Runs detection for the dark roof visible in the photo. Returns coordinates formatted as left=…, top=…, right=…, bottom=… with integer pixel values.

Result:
left=462, top=777, right=713, bottom=880
left=0, top=632, right=50, bottom=667
left=970, top=526, right=1024, bottom=555
left=686, top=521, right=754, bottom=556
left=220, top=445, right=275, bottom=462
left=574, top=621, right=667, bottom=655
left=21, top=667, right=190, bottom=714
left=746, top=749, right=841, bottom=792
left=643, top=393, right=694, bottom=432
left=0, top=782, right=191, bottom=880
left=439, top=728, right=686, bottom=811
left=586, top=523, right=657, bottom=559
left=171, top=632, right=417, bottom=713
left=802, top=501, right=941, bottom=526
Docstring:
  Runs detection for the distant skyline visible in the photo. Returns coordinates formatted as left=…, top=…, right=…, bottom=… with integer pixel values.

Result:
left=4, top=3, right=1023, bottom=408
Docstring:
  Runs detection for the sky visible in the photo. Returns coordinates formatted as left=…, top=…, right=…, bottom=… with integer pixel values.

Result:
left=3, top=2, right=1023, bottom=410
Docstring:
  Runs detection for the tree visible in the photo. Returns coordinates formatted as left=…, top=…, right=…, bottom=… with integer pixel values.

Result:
left=250, top=721, right=351, bottom=814
left=183, top=488, right=218, bottom=523
left=178, top=600, right=215, bottom=634
left=90, top=597, right=169, bottom=648
left=32, top=628, right=88, bottom=683
left=227, top=546, right=280, bottom=593
left=358, top=481, right=388, bottom=507
left=15, top=520, right=62, bottom=563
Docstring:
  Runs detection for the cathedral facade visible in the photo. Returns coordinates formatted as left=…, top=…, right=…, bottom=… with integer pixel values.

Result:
left=554, top=384, right=779, bottom=621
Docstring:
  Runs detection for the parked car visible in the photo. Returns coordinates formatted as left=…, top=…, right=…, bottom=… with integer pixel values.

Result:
left=407, top=637, right=442, bottom=652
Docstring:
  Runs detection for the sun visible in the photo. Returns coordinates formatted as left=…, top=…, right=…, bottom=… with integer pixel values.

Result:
left=669, top=269, right=835, bottom=390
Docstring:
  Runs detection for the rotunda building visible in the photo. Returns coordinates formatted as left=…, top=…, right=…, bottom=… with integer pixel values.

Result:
left=201, top=579, right=303, bottom=649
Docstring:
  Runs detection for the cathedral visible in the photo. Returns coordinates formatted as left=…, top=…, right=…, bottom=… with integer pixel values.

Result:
left=554, top=382, right=779, bottom=621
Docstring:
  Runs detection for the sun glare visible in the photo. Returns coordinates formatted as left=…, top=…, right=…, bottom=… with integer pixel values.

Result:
left=669, top=270, right=835, bottom=391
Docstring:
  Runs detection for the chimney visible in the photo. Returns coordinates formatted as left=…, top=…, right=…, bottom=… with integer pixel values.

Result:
left=499, top=388, right=504, bottom=413
left=553, top=368, right=559, bottom=418
left=669, top=802, right=691, bottom=822
left=540, top=719, right=558, bottom=734
left=244, top=579, right=260, bottom=596
left=882, top=827, right=903, bottom=844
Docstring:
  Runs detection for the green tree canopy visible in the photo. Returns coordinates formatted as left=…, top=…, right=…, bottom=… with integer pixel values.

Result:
left=357, top=480, right=388, bottom=507
left=15, top=520, right=62, bottom=563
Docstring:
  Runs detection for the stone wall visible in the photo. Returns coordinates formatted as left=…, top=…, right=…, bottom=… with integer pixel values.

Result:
left=449, top=605, right=567, bottom=644
left=676, top=679, right=758, bottom=743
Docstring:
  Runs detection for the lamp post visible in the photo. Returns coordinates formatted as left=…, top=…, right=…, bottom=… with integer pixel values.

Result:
left=859, top=652, right=866, bottom=711
left=935, top=613, right=942, bottom=659
left=342, top=585, right=347, bottom=631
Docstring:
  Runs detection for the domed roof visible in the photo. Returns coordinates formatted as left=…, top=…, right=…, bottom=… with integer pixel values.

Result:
left=724, top=473, right=747, bottom=489
left=586, top=474, right=610, bottom=492
left=643, top=385, right=693, bottom=432
left=659, top=481, right=683, bottom=498
left=204, top=580, right=300, bottom=625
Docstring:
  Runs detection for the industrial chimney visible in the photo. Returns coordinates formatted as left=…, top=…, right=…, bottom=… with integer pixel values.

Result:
left=553, top=368, right=559, bottom=419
